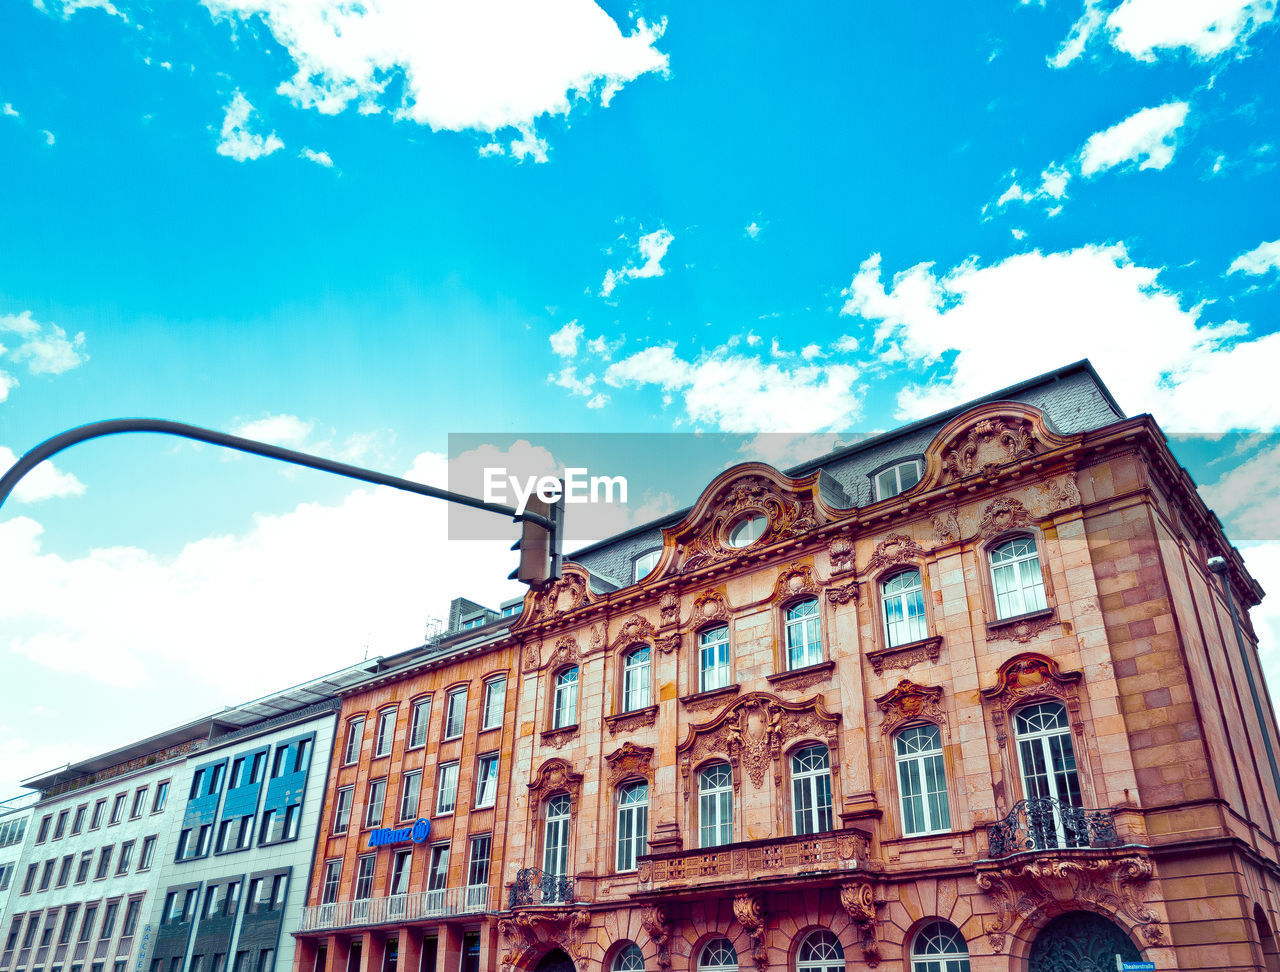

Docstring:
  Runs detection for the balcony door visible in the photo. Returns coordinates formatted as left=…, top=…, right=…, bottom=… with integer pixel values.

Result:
left=542, top=795, right=571, bottom=902
left=1013, top=702, right=1083, bottom=847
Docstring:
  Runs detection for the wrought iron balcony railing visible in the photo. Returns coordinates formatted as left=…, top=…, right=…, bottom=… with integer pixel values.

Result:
left=985, top=797, right=1120, bottom=859
left=299, top=886, right=493, bottom=932
left=508, top=868, right=575, bottom=908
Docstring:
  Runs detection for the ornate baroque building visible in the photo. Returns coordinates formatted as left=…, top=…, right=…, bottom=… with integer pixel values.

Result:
left=493, top=362, right=1280, bottom=972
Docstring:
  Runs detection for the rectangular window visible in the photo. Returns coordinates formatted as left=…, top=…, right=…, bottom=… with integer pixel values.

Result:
left=74, top=851, right=92, bottom=884
left=90, top=800, right=106, bottom=830
left=120, top=901, right=140, bottom=939
left=58, top=906, right=78, bottom=946
left=270, top=747, right=288, bottom=779
left=399, top=772, right=421, bottom=821
left=151, top=782, right=169, bottom=813
left=481, top=678, right=506, bottom=731
left=0, top=862, right=10, bottom=892
left=294, top=739, right=312, bottom=773
left=232, top=954, right=248, bottom=972
left=258, top=811, right=277, bottom=845
left=191, top=958, right=204, bottom=972
left=5, top=916, right=21, bottom=950
left=130, top=789, right=147, bottom=819
left=189, top=771, right=205, bottom=800
left=389, top=850, right=411, bottom=896
left=109, top=794, right=127, bottom=825
left=784, top=599, right=823, bottom=670
left=249, top=754, right=265, bottom=784
left=255, top=951, right=274, bottom=972
left=435, top=763, right=459, bottom=815
left=71, top=806, right=86, bottom=835
left=78, top=906, right=97, bottom=943
left=209, top=764, right=225, bottom=794
left=353, top=856, right=375, bottom=900
left=374, top=709, right=396, bottom=758
left=163, top=893, right=179, bottom=923
left=343, top=719, right=365, bottom=765
left=53, top=811, right=69, bottom=840
left=444, top=689, right=467, bottom=739
left=39, top=859, right=55, bottom=890
left=246, top=878, right=262, bottom=914
left=36, top=815, right=51, bottom=843
left=270, top=875, right=287, bottom=910
left=23, top=913, right=41, bottom=947
left=408, top=698, right=431, bottom=749
left=202, top=886, right=223, bottom=920
left=56, top=856, right=73, bottom=888
left=699, top=626, right=731, bottom=692
left=137, top=836, right=156, bottom=871
left=321, top=861, right=342, bottom=905
left=466, top=835, right=491, bottom=908
left=216, top=820, right=233, bottom=854
left=332, top=787, right=354, bottom=834
left=365, top=780, right=386, bottom=828
left=99, top=901, right=118, bottom=940
left=211, top=957, right=225, bottom=972
left=474, top=754, right=499, bottom=809
left=426, top=844, right=449, bottom=898
left=225, top=881, right=241, bottom=916
left=22, top=862, right=38, bottom=894
left=41, top=911, right=56, bottom=946
left=115, top=842, right=134, bottom=875
left=229, top=757, right=246, bottom=789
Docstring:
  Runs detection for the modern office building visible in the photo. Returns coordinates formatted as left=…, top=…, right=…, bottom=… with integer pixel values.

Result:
left=0, top=796, right=39, bottom=921
left=292, top=602, right=519, bottom=972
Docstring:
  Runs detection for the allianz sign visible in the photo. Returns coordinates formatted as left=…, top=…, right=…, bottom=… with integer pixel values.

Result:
left=367, top=817, right=432, bottom=848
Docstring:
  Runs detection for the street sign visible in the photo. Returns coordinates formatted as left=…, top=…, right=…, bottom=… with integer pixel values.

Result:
left=1117, top=961, right=1156, bottom=971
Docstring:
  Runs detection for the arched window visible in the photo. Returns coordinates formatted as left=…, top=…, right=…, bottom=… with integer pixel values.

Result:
left=634, top=550, right=661, bottom=583
left=613, top=943, right=645, bottom=972
left=542, top=794, right=571, bottom=893
left=623, top=646, right=651, bottom=712
left=790, top=745, right=833, bottom=835
left=1013, top=702, right=1082, bottom=847
left=728, top=514, right=767, bottom=548
left=895, top=725, right=950, bottom=835
left=796, top=930, right=844, bottom=972
left=874, top=459, right=922, bottom=501
left=698, top=939, right=738, bottom=972
left=785, top=599, right=822, bottom=670
left=552, top=668, right=578, bottom=729
left=615, top=781, right=649, bottom=872
left=990, top=536, right=1047, bottom=619
left=699, top=625, right=731, bottom=692
left=881, top=569, right=927, bottom=647
left=698, top=763, right=733, bottom=848
left=910, top=922, right=969, bottom=972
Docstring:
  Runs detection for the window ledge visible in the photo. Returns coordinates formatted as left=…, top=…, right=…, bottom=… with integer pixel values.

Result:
left=985, top=607, right=1056, bottom=643
left=605, top=705, right=659, bottom=736
left=766, top=661, right=835, bottom=692
left=866, top=636, right=942, bottom=676
left=679, top=684, right=740, bottom=712
left=540, top=724, right=580, bottom=749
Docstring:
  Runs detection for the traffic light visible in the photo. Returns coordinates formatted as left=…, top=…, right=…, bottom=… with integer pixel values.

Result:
left=508, top=486, right=565, bottom=586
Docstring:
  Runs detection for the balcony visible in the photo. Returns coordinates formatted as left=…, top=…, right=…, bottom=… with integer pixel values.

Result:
left=985, top=798, right=1120, bottom=859
left=508, top=869, right=575, bottom=908
left=635, top=829, right=867, bottom=893
left=299, top=886, right=493, bottom=932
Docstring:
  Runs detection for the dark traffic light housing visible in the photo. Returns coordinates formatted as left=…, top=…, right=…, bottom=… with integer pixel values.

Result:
left=508, top=485, right=565, bottom=587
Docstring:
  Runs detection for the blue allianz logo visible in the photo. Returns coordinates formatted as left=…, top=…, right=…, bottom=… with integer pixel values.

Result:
left=368, top=818, right=431, bottom=848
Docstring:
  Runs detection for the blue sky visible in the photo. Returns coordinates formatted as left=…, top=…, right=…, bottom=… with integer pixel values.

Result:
left=2, top=0, right=1280, bottom=793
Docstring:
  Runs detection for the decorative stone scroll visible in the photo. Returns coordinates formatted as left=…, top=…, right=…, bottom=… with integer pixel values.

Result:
left=839, top=881, right=881, bottom=966
left=733, top=894, right=769, bottom=972
left=544, top=635, right=581, bottom=673
left=655, top=633, right=681, bottom=655
left=988, top=611, right=1057, bottom=644
left=605, top=741, right=654, bottom=786
left=533, top=564, right=595, bottom=619
left=826, top=581, right=857, bottom=605
left=828, top=535, right=856, bottom=575
left=676, top=691, right=841, bottom=793
left=659, top=589, right=680, bottom=627
left=865, top=533, right=925, bottom=574
left=940, top=416, right=1040, bottom=483
left=539, top=725, right=579, bottom=750
left=521, top=640, right=541, bottom=673
left=981, top=652, right=1085, bottom=752
left=866, top=636, right=942, bottom=676
left=499, top=908, right=593, bottom=963
left=640, top=905, right=672, bottom=972
left=977, top=497, right=1034, bottom=541
left=689, top=588, right=731, bottom=627
left=605, top=705, right=658, bottom=736
left=1042, top=472, right=1082, bottom=512
left=527, top=758, right=583, bottom=814
left=611, top=615, right=657, bottom=651
left=874, top=679, right=945, bottom=735
left=931, top=509, right=961, bottom=546
left=769, top=562, right=821, bottom=604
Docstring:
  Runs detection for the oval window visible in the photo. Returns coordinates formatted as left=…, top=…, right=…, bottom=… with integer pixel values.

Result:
left=728, top=514, right=768, bottom=548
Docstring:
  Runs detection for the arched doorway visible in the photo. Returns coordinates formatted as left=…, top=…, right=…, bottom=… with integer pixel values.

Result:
left=534, top=949, right=576, bottom=972
left=1028, top=912, right=1140, bottom=972
left=1256, top=903, right=1280, bottom=972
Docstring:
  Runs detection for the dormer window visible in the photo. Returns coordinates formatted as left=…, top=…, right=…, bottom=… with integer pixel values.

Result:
left=873, top=460, right=922, bottom=501
left=727, top=514, right=768, bottom=548
left=633, top=549, right=661, bottom=582
left=461, top=615, right=486, bottom=630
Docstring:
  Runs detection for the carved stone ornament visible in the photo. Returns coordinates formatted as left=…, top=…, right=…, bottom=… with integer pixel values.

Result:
left=540, top=724, right=579, bottom=750
left=535, top=564, right=594, bottom=619
left=941, top=416, right=1040, bottom=483
left=989, top=611, right=1057, bottom=644
left=980, top=652, right=1082, bottom=708
left=544, top=635, right=581, bottom=673
left=681, top=685, right=740, bottom=712
left=826, top=581, right=857, bottom=605
left=605, top=741, right=654, bottom=786
left=866, top=636, right=942, bottom=676
left=766, top=661, right=834, bottom=694
left=839, top=881, right=881, bottom=966
left=677, top=476, right=818, bottom=573
left=499, top=908, right=593, bottom=969
left=659, top=589, right=680, bottom=627
left=977, top=497, right=1034, bottom=541
left=1041, top=472, right=1082, bottom=512
left=770, top=562, right=821, bottom=604
left=611, top=614, right=657, bottom=650
left=874, top=679, right=945, bottom=735
left=655, top=633, right=681, bottom=655
left=932, top=509, right=961, bottom=546
left=527, top=757, right=584, bottom=814
left=733, top=894, right=769, bottom=972
left=606, top=705, right=658, bottom=736
left=521, top=640, right=541, bottom=673
left=828, top=535, right=855, bottom=575
left=690, top=588, right=730, bottom=626
left=641, top=904, right=672, bottom=972
left=976, top=853, right=1160, bottom=953
left=866, top=533, right=925, bottom=575
left=677, top=691, right=841, bottom=791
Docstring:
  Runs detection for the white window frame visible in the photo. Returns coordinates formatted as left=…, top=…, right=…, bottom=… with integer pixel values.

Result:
left=364, top=779, right=386, bottom=828
left=332, top=786, right=354, bottom=834
left=444, top=689, right=467, bottom=739
left=389, top=849, right=412, bottom=896
left=873, top=459, right=922, bottom=501
left=466, top=834, right=491, bottom=909
left=796, top=930, right=845, bottom=972
left=784, top=598, right=823, bottom=670
left=409, top=698, right=431, bottom=749
left=542, top=795, right=571, bottom=884
left=399, top=772, right=421, bottom=821
left=633, top=549, right=661, bottom=583
left=910, top=921, right=970, bottom=972
left=374, top=708, right=396, bottom=758
left=482, top=677, right=506, bottom=731
left=622, top=647, right=651, bottom=713
left=553, top=667, right=579, bottom=729
left=698, top=625, right=730, bottom=692
left=895, top=724, right=951, bottom=836
left=342, top=718, right=364, bottom=765
left=790, top=745, right=833, bottom=836
left=698, top=763, right=733, bottom=848
left=474, top=754, right=499, bottom=809
left=727, top=514, right=767, bottom=548
left=436, top=763, right=460, bottom=815
left=990, top=536, right=1048, bottom=620
left=698, top=938, right=738, bottom=972
left=882, top=568, right=928, bottom=648
left=615, top=781, right=648, bottom=872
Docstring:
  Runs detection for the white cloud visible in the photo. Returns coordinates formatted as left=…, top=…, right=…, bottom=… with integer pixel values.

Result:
left=0, top=311, right=89, bottom=400
left=2, top=103, right=18, bottom=118
left=1012, top=228, right=1028, bottom=241
left=549, top=320, right=584, bottom=358
left=201, top=0, right=669, bottom=160
left=993, top=163, right=1072, bottom=213
left=1229, top=240, right=1280, bottom=276
left=604, top=342, right=863, bottom=433
left=230, top=413, right=315, bottom=448
left=32, top=0, right=126, bottom=21
left=42, top=129, right=55, bottom=146
left=841, top=243, right=1280, bottom=432
left=745, top=221, right=762, bottom=240
left=1080, top=102, right=1189, bottom=176
left=1052, top=0, right=1274, bottom=64
left=997, top=182, right=1033, bottom=207
left=215, top=91, right=284, bottom=162
left=0, top=446, right=85, bottom=503
left=801, top=344, right=823, bottom=361
left=1202, top=441, right=1280, bottom=540
left=299, top=147, right=333, bottom=167
left=832, top=334, right=860, bottom=353
left=601, top=228, right=674, bottom=297
left=548, top=364, right=607, bottom=408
